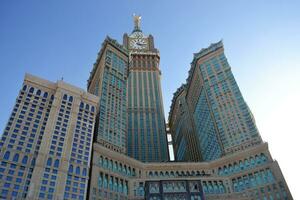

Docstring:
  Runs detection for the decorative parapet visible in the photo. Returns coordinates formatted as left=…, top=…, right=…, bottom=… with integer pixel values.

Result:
left=186, top=40, right=223, bottom=91
left=87, top=36, right=128, bottom=88
left=192, top=40, right=223, bottom=64
left=168, top=41, right=223, bottom=121
left=168, top=84, right=186, bottom=123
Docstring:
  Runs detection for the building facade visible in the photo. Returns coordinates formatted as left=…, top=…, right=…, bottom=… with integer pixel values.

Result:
left=0, top=16, right=293, bottom=200
left=168, top=85, right=201, bottom=162
left=87, top=37, right=128, bottom=154
left=123, top=16, right=169, bottom=162
left=0, top=74, right=99, bottom=199
left=169, top=41, right=263, bottom=162
left=89, top=142, right=292, bottom=200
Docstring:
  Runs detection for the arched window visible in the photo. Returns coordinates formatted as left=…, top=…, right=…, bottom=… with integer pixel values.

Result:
left=68, top=165, right=73, bottom=173
left=123, top=165, right=126, bottom=175
left=224, top=166, right=228, bottom=175
left=170, top=171, right=175, bottom=177
left=261, top=153, right=267, bottom=163
left=82, top=168, right=87, bottom=176
left=36, top=90, right=41, bottom=96
left=103, top=158, right=108, bottom=168
left=239, top=160, right=244, bottom=170
left=109, top=178, right=113, bottom=190
left=228, top=164, right=233, bottom=173
left=80, top=102, right=84, bottom=108
left=108, top=160, right=112, bottom=170
left=119, top=163, right=122, bottom=172
left=47, top=158, right=52, bottom=166
left=149, top=171, right=153, bottom=177
left=43, top=92, right=48, bottom=98
left=234, top=162, right=239, bottom=172
left=22, top=85, right=27, bottom=91
left=127, top=167, right=131, bottom=176
left=244, top=159, right=250, bottom=168
left=99, top=156, right=103, bottom=166
left=13, top=153, right=19, bottom=162
left=22, top=156, right=28, bottom=165
left=218, top=167, right=223, bottom=175
left=51, top=95, right=54, bottom=100
left=31, top=158, right=36, bottom=166
left=165, top=171, right=170, bottom=177
left=54, top=159, right=59, bottom=168
left=250, top=157, right=255, bottom=167
left=255, top=155, right=262, bottom=165
left=3, top=151, right=10, bottom=160
left=76, top=166, right=80, bottom=175
left=91, top=106, right=95, bottom=112
left=63, top=94, right=68, bottom=100
left=85, top=104, right=89, bottom=110
left=69, top=96, right=73, bottom=102
left=29, top=87, right=34, bottom=93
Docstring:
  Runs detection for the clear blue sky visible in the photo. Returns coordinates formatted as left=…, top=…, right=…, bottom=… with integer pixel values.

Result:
left=1, top=0, right=299, bottom=198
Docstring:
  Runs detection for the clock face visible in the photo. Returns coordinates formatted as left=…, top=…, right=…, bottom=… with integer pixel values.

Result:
left=130, top=38, right=148, bottom=50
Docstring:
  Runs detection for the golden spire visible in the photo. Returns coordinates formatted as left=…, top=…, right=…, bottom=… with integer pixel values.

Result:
left=133, top=14, right=142, bottom=31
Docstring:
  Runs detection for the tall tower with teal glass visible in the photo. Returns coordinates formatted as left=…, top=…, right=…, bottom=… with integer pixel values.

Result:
left=88, top=37, right=128, bottom=154
left=123, top=15, right=169, bottom=162
left=192, top=41, right=262, bottom=154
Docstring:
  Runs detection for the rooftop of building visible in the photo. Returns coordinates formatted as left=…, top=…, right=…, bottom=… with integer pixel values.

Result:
left=87, top=36, right=128, bottom=88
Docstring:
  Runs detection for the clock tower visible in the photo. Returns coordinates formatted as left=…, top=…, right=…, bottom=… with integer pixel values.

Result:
left=123, top=15, right=169, bottom=162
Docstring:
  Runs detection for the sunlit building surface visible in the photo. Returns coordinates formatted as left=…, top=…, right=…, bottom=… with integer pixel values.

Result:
left=0, top=16, right=293, bottom=200
left=0, top=74, right=99, bottom=199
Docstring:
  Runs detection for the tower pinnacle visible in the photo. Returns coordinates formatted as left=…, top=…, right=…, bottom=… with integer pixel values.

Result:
left=133, top=14, right=142, bottom=32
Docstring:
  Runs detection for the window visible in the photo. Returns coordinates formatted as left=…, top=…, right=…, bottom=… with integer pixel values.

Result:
left=82, top=168, right=87, bottom=176
left=47, top=158, right=52, bottom=166
left=63, top=94, right=68, bottom=100
left=13, top=154, right=19, bottom=162
left=68, top=165, right=73, bottom=173
left=3, top=151, right=10, bottom=160
left=36, top=90, right=41, bottom=96
left=69, top=96, right=73, bottom=102
left=76, top=166, right=80, bottom=175
left=16, top=178, right=22, bottom=183
left=29, top=87, right=34, bottom=93
left=54, top=159, right=59, bottom=168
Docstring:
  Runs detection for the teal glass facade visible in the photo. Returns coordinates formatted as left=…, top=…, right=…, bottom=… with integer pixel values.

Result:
left=127, top=70, right=168, bottom=162
left=196, top=43, right=261, bottom=153
left=193, top=89, right=222, bottom=161
left=88, top=39, right=128, bottom=153
left=170, top=41, right=263, bottom=162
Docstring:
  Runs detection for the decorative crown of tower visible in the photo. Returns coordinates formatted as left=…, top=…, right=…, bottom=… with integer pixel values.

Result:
left=133, top=14, right=142, bottom=33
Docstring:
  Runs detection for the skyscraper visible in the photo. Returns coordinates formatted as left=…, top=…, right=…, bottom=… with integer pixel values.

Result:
left=88, top=37, right=128, bottom=154
left=0, top=74, right=99, bottom=199
left=88, top=17, right=292, bottom=200
left=169, top=41, right=262, bottom=162
left=123, top=15, right=169, bottom=162
left=0, top=16, right=293, bottom=200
